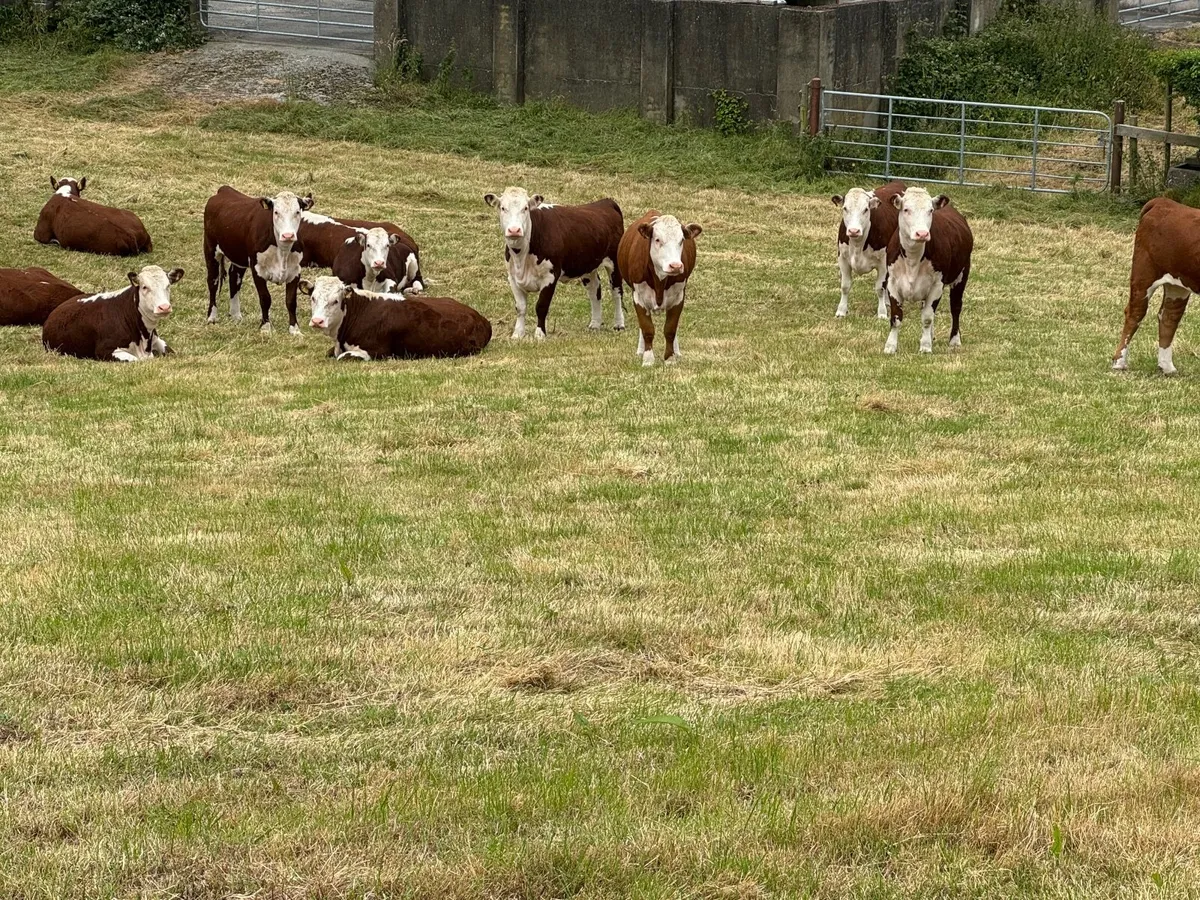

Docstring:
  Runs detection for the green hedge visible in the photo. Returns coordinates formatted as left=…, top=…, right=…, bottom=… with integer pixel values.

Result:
left=0, top=0, right=202, bottom=51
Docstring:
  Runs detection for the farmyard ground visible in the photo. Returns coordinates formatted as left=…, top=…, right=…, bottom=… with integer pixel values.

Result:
left=0, top=50, right=1198, bottom=900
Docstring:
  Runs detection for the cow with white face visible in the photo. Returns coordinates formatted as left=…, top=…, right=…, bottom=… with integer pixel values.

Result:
left=484, top=187, right=625, bottom=339
left=43, top=264, right=182, bottom=361
left=830, top=180, right=904, bottom=318
left=617, top=210, right=703, bottom=366
left=331, top=226, right=422, bottom=294
left=883, top=186, right=973, bottom=355
left=202, top=185, right=315, bottom=333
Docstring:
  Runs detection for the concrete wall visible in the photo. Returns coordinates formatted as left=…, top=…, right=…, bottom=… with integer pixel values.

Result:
left=374, top=0, right=1069, bottom=126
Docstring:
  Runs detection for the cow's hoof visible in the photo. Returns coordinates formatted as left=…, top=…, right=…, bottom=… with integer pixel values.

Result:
left=883, top=344, right=897, bottom=356
left=206, top=313, right=217, bottom=325
left=588, top=322, right=604, bottom=331
left=289, top=325, right=301, bottom=336
left=949, top=335, right=962, bottom=348
left=535, top=328, right=547, bottom=341
left=835, top=307, right=848, bottom=319
left=1160, top=365, right=1179, bottom=377
left=510, top=331, right=524, bottom=341
left=665, top=356, right=678, bottom=366
left=877, top=310, right=889, bottom=320
left=642, top=351, right=654, bottom=368
left=1111, top=360, right=1128, bottom=371
left=613, top=324, right=625, bottom=332
left=259, top=322, right=272, bottom=333
left=231, top=313, right=243, bottom=322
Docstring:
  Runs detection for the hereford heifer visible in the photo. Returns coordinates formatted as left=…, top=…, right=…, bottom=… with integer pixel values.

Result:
left=0, top=267, right=84, bottom=326
left=483, top=188, right=624, bottom=339
left=42, top=265, right=181, bottom=361
left=830, top=180, right=905, bottom=318
left=883, top=187, right=973, bottom=355
left=1112, top=197, right=1200, bottom=375
left=203, top=186, right=314, bottom=333
left=299, top=212, right=423, bottom=293
left=34, top=176, right=152, bottom=256
left=301, top=276, right=491, bottom=360
left=617, top=211, right=702, bottom=367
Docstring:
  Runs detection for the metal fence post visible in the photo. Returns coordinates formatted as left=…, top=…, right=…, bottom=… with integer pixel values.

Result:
left=959, top=101, right=967, bottom=185
left=1030, top=108, right=1040, bottom=190
left=1164, top=79, right=1173, bottom=186
left=808, top=78, right=822, bottom=138
left=884, top=97, right=894, bottom=179
left=1110, top=100, right=1125, bottom=193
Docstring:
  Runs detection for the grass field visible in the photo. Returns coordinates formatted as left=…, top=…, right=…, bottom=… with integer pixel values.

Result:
left=1, top=47, right=1199, bottom=900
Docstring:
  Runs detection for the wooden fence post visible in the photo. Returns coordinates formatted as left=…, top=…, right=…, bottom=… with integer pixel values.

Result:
left=807, top=78, right=822, bottom=138
left=1164, top=80, right=1173, bottom=187
left=1129, top=114, right=1140, bottom=189
left=1110, top=100, right=1125, bottom=193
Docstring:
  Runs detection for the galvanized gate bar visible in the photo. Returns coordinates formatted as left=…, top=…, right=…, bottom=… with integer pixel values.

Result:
left=200, top=0, right=374, bottom=46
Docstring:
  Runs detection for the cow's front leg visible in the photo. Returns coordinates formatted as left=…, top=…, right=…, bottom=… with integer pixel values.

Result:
left=508, top=275, right=528, bottom=339
left=229, top=266, right=245, bottom=321
left=884, top=292, right=903, bottom=355
left=635, top=304, right=656, bottom=367
left=585, top=274, right=603, bottom=330
left=285, top=278, right=302, bottom=336
left=919, top=285, right=943, bottom=353
left=534, top=277, right=558, bottom=341
left=1158, top=287, right=1191, bottom=375
left=873, top=266, right=889, bottom=319
left=151, top=334, right=169, bottom=356
left=112, top=348, right=141, bottom=362
left=610, top=270, right=626, bottom=331
left=250, top=270, right=273, bottom=332
left=836, top=250, right=853, bottom=318
left=663, top=301, right=685, bottom=365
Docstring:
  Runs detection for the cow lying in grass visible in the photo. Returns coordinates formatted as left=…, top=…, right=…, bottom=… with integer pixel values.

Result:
left=34, top=176, right=153, bottom=256
left=0, top=266, right=84, bottom=326
left=300, top=213, right=424, bottom=294
left=43, top=265, right=181, bottom=362
left=300, top=276, right=491, bottom=360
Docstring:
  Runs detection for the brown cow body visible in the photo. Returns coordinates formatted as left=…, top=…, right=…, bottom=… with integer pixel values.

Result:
left=884, top=187, right=973, bottom=354
left=617, top=210, right=702, bottom=366
left=202, top=186, right=313, bottom=333
left=299, top=212, right=424, bottom=293
left=303, top=276, right=490, bottom=360
left=832, top=180, right=905, bottom=318
left=33, top=177, right=152, bottom=257
left=1112, top=197, right=1199, bottom=375
left=0, top=267, right=84, bottom=326
left=43, top=265, right=181, bottom=361
left=484, top=188, right=624, bottom=339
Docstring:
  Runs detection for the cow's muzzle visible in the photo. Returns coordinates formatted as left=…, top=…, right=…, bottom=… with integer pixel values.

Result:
left=310, top=317, right=326, bottom=329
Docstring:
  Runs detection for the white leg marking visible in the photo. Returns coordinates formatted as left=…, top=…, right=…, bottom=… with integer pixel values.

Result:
left=509, top=277, right=527, bottom=340
left=874, top=268, right=889, bottom=319
left=636, top=330, right=645, bottom=357
left=586, top=274, right=603, bottom=330
left=112, top=349, right=140, bottom=362
left=1159, top=344, right=1177, bottom=376
left=884, top=326, right=899, bottom=355
left=919, top=302, right=935, bottom=354
left=836, top=253, right=852, bottom=318
left=673, top=336, right=681, bottom=360
left=535, top=327, right=546, bottom=341
left=949, top=333, right=961, bottom=348
left=289, top=324, right=301, bottom=336
left=642, top=349, right=654, bottom=367
left=230, top=291, right=242, bottom=321
left=206, top=308, right=217, bottom=325
left=260, top=322, right=273, bottom=333
left=612, top=284, right=625, bottom=331
left=1112, top=346, right=1130, bottom=371
left=337, top=346, right=371, bottom=361
left=151, top=335, right=168, bottom=356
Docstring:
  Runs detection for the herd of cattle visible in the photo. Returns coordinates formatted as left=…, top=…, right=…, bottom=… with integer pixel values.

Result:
left=0, top=175, right=1193, bottom=372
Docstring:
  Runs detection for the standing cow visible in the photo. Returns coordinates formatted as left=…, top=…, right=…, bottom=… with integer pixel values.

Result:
left=299, top=212, right=424, bottom=294
left=617, top=211, right=702, bottom=367
left=34, top=176, right=153, bottom=256
left=0, top=267, right=84, bottom=326
left=883, top=187, right=973, bottom=355
left=1112, top=197, right=1199, bottom=375
left=483, top=187, right=624, bottom=339
left=830, top=180, right=905, bottom=318
left=43, top=265, right=181, bottom=361
left=203, top=186, right=314, bottom=333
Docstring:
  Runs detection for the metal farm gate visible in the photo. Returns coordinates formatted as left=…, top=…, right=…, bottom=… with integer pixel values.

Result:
left=820, top=90, right=1113, bottom=194
left=199, top=0, right=374, bottom=47
left=1118, top=0, right=1200, bottom=28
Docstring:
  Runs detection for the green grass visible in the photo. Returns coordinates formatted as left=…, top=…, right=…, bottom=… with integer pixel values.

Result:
left=1, top=51, right=1199, bottom=899
left=0, top=38, right=131, bottom=94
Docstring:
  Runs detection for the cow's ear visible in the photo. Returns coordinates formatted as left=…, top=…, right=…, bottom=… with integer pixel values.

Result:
left=260, top=197, right=273, bottom=211
left=830, top=195, right=843, bottom=206
left=168, top=268, right=184, bottom=284
left=300, top=192, right=314, bottom=210
left=127, top=272, right=140, bottom=288
left=530, top=194, right=544, bottom=208
left=388, top=233, right=401, bottom=246
left=298, top=279, right=313, bottom=296
left=50, top=175, right=58, bottom=189
left=78, top=177, right=87, bottom=192
left=483, top=192, right=498, bottom=207
left=685, top=223, right=703, bottom=240
left=638, top=222, right=654, bottom=240
left=933, top=194, right=951, bottom=209
left=867, top=195, right=881, bottom=210
left=891, top=194, right=904, bottom=210
left=342, top=287, right=355, bottom=301
left=356, top=232, right=368, bottom=247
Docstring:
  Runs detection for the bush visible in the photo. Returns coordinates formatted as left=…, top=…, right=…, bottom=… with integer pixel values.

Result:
left=888, top=3, right=1159, bottom=113
left=21, top=0, right=204, bottom=52
left=0, top=0, right=47, bottom=42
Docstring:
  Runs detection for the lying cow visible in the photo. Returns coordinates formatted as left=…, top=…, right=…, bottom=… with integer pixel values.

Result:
left=34, top=176, right=153, bottom=257
left=1112, top=197, right=1198, bottom=375
left=617, top=211, right=702, bottom=367
left=301, top=276, right=491, bottom=360
left=43, top=265, right=181, bottom=361
left=203, top=186, right=314, bottom=333
left=883, top=187, right=973, bottom=355
left=299, top=212, right=423, bottom=293
left=483, top=187, right=624, bottom=339
left=830, top=180, right=905, bottom=318
left=0, top=267, right=84, bottom=326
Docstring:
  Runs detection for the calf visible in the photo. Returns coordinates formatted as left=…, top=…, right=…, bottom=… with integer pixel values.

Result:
left=33, top=176, right=153, bottom=257
left=0, top=267, right=84, bottom=326
left=299, top=212, right=424, bottom=293
left=483, top=187, right=624, bottom=339
left=203, top=186, right=314, bottom=334
left=1112, top=197, right=1200, bottom=375
left=617, top=210, right=702, bottom=367
left=883, top=187, right=973, bottom=355
left=43, top=265, right=181, bottom=361
left=302, top=276, right=491, bottom=360
left=830, top=180, right=905, bottom=318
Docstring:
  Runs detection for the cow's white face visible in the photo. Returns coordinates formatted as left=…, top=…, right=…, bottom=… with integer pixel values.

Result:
left=358, top=228, right=400, bottom=273
left=832, top=188, right=877, bottom=241
left=302, top=276, right=353, bottom=336
left=892, top=187, right=948, bottom=246
left=261, top=191, right=313, bottom=248
left=638, top=215, right=702, bottom=281
left=128, top=265, right=183, bottom=321
left=484, top=187, right=543, bottom=248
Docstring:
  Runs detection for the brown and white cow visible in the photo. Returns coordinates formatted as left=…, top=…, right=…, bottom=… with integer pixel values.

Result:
left=830, top=180, right=905, bottom=319
left=483, top=188, right=624, bottom=339
left=1112, top=197, right=1200, bottom=375
left=299, top=212, right=424, bottom=293
left=203, top=186, right=314, bottom=334
left=883, top=187, right=973, bottom=355
left=301, top=276, right=491, bottom=360
left=617, top=210, right=702, bottom=367
left=42, top=265, right=181, bottom=362
left=34, top=176, right=153, bottom=257
left=0, top=267, right=84, bottom=326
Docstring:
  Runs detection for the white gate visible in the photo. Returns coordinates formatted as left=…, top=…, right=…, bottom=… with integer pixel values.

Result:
left=199, top=0, right=374, bottom=47
left=821, top=90, right=1113, bottom=194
